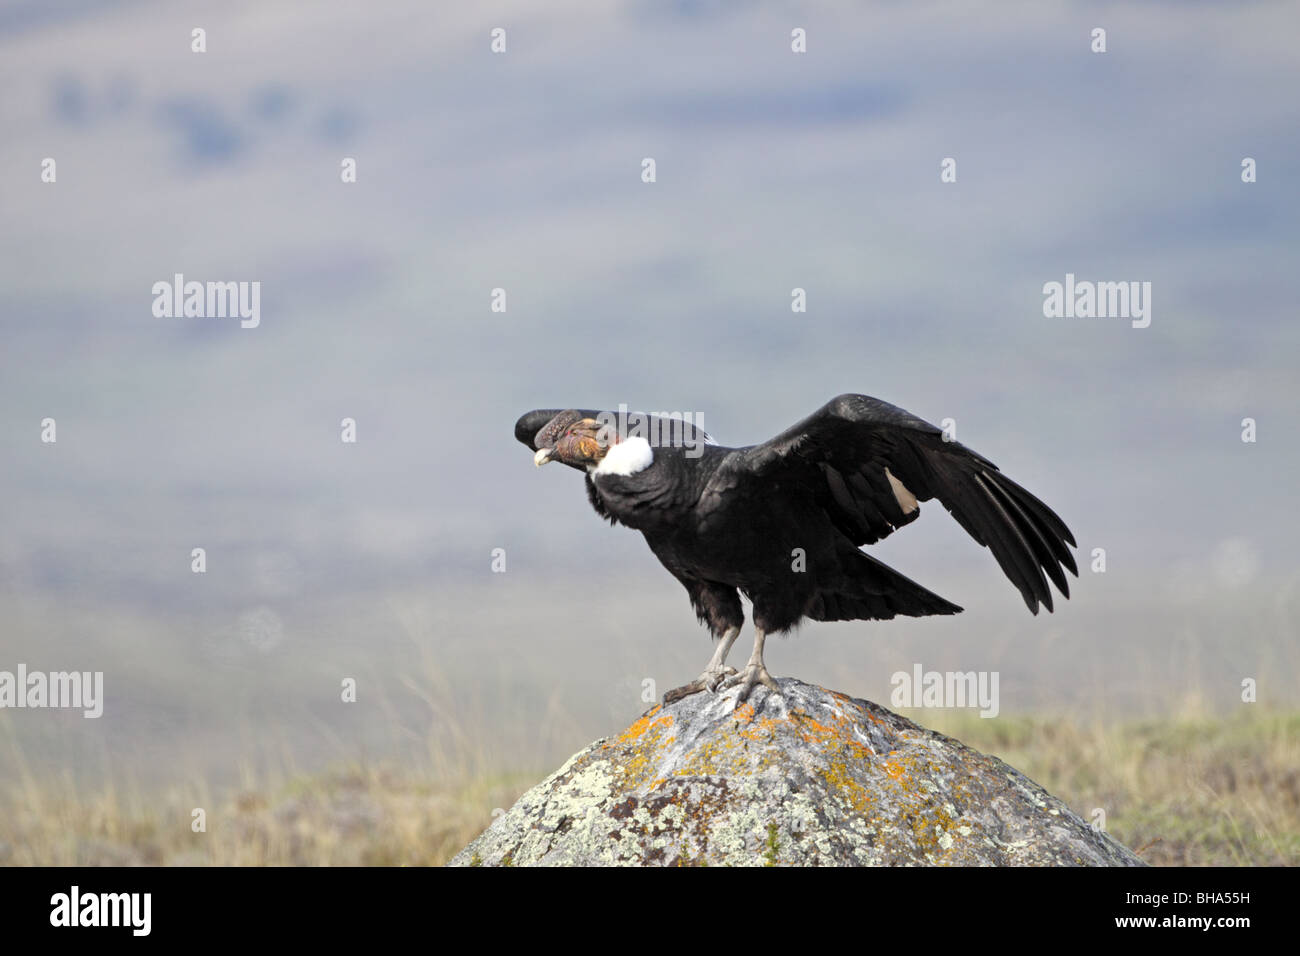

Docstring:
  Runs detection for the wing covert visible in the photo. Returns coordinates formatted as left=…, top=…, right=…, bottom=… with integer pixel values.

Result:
left=732, top=394, right=1078, bottom=613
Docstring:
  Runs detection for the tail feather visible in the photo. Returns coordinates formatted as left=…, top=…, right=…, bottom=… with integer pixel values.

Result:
left=806, top=549, right=962, bottom=622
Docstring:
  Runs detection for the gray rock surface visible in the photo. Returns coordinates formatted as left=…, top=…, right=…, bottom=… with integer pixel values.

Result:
left=450, top=678, right=1146, bottom=866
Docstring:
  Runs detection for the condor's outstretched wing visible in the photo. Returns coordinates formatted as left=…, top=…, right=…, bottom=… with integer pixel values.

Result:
left=729, top=394, right=1077, bottom=614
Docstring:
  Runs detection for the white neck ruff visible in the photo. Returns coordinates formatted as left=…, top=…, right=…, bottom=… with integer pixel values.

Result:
left=593, top=436, right=654, bottom=476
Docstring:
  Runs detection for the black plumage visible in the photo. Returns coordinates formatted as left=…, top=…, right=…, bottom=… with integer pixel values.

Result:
left=516, top=394, right=1077, bottom=702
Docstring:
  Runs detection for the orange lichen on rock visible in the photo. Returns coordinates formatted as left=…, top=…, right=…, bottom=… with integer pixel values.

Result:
left=731, top=701, right=758, bottom=723
left=614, top=712, right=674, bottom=745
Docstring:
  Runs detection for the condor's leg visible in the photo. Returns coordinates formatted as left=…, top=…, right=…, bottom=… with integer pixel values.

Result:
left=663, top=626, right=740, bottom=704
left=662, top=578, right=744, bottom=704
left=722, top=628, right=781, bottom=703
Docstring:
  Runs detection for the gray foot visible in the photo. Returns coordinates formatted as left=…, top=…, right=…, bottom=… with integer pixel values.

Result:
left=722, top=663, right=781, bottom=703
left=663, top=665, right=737, bottom=705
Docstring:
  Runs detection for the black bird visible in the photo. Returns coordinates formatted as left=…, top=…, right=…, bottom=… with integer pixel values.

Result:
left=516, top=394, right=1077, bottom=704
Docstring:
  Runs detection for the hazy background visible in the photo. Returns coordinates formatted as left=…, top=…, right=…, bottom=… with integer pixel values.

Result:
left=2, top=0, right=1297, bottom=795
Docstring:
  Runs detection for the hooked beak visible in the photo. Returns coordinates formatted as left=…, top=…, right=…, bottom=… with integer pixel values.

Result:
left=534, top=447, right=554, bottom=467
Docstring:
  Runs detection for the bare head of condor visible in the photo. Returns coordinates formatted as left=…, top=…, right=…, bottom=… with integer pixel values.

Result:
left=516, top=394, right=1077, bottom=705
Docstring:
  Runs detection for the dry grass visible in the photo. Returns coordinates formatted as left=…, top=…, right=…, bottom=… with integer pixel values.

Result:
left=916, top=707, right=1300, bottom=866
left=1, top=707, right=1295, bottom=866
left=0, top=762, right=534, bottom=866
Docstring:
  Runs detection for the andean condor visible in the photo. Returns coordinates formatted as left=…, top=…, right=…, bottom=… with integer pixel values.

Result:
left=516, top=394, right=1077, bottom=704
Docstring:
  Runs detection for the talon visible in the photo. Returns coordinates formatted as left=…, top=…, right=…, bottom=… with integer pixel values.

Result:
left=664, top=664, right=739, bottom=704
left=705, top=666, right=737, bottom=691
left=726, top=664, right=782, bottom=703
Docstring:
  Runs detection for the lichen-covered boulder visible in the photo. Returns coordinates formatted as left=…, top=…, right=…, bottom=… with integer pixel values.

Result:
left=450, top=678, right=1145, bottom=866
